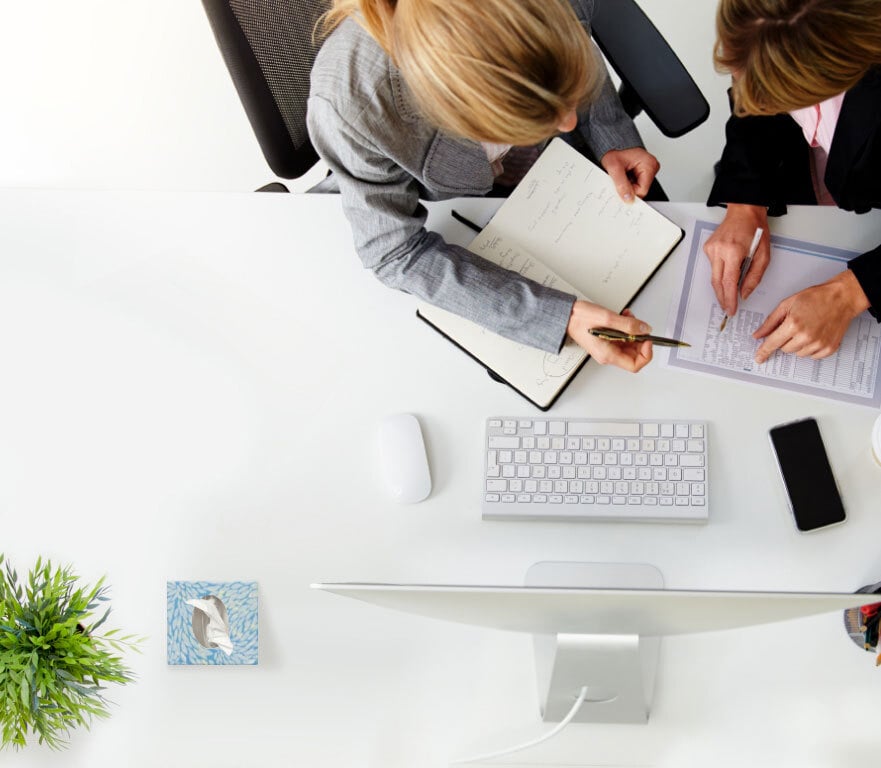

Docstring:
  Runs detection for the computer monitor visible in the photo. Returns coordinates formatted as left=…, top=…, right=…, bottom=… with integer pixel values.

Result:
left=312, top=562, right=873, bottom=724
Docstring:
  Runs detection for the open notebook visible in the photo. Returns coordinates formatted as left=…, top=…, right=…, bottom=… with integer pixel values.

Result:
left=417, top=138, right=683, bottom=410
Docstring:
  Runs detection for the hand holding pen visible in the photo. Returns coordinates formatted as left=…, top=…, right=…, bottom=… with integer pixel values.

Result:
left=567, top=302, right=654, bottom=373
left=720, top=226, right=763, bottom=331
left=703, top=204, right=771, bottom=325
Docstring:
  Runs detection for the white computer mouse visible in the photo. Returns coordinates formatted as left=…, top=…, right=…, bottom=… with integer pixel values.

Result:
left=378, top=413, right=432, bottom=503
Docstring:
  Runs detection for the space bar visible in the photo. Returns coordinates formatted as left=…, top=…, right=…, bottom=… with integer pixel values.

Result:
left=567, top=422, right=641, bottom=437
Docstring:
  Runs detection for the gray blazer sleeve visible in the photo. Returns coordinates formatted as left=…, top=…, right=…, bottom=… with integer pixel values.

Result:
left=307, top=97, right=576, bottom=354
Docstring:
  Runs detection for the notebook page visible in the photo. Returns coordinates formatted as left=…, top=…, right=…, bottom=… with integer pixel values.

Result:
left=489, top=138, right=682, bottom=310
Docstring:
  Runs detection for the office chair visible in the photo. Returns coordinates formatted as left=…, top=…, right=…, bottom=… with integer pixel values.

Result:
left=201, top=0, right=709, bottom=191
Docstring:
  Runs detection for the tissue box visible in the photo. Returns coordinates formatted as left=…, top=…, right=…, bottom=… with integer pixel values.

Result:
left=166, top=580, right=258, bottom=665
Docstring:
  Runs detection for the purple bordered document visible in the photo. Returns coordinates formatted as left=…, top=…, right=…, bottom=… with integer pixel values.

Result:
left=667, top=219, right=881, bottom=407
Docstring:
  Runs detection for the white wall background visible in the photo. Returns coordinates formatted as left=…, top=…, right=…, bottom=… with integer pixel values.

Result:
left=0, top=0, right=730, bottom=200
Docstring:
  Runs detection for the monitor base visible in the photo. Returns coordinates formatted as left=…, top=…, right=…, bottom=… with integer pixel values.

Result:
left=525, top=562, right=664, bottom=724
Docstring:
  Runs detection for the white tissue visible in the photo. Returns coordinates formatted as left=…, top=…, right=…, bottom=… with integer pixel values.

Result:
left=186, top=596, right=234, bottom=656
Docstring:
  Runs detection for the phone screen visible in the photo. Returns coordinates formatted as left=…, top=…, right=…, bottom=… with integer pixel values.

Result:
left=769, top=418, right=845, bottom=532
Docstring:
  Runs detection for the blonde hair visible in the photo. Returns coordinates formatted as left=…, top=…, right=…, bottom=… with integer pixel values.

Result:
left=321, top=0, right=603, bottom=144
left=715, top=0, right=881, bottom=116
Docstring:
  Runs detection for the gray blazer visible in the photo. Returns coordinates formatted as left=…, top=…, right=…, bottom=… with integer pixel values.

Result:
left=307, top=0, right=644, bottom=353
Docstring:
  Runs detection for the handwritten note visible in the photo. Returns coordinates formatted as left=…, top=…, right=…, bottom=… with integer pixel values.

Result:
left=489, top=139, right=680, bottom=311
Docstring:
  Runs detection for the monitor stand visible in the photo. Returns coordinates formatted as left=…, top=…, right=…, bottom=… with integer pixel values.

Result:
left=525, top=561, right=664, bottom=724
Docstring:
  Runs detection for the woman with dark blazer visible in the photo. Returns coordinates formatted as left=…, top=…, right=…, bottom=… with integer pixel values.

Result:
left=705, top=0, right=881, bottom=364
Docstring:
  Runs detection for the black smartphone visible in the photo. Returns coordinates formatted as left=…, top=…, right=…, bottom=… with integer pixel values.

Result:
left=768, top=418, right=846, bottom=532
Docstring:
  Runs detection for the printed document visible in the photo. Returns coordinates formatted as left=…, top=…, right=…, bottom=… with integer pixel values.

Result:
left=668, top=220, right=881, bottom=407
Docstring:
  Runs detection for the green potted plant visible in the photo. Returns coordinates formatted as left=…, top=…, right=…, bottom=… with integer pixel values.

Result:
left=0, top=554, right=143, bottom=750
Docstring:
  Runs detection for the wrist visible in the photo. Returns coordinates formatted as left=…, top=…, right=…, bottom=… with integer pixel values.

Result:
left=725, top=203, right=765, bottom=219
left=832, top=269, right=871, bottom=317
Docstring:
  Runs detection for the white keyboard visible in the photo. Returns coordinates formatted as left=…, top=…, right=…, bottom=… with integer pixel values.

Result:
left=483, top=417, right=709, bottom=523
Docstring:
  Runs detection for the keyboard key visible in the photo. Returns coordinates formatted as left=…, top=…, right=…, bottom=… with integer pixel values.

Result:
left=489, top=436, right=519, bottom=449
left=568, top=422, right=640, bottom=437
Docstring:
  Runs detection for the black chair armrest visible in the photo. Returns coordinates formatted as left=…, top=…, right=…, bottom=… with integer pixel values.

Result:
left=591, top=0, right=710, bottom=138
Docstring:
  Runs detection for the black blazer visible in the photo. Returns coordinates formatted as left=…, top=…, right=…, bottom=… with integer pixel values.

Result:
left=707, top=67, right=881, bottom=319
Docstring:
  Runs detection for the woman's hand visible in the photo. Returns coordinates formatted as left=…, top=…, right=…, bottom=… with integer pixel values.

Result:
left=601, top=148, right=660, bottom=202
left=753, top=269, right=871, bottom=363
left=703, top=204, right=770, bottom=316
left=566, top=301, right=653, bottom=372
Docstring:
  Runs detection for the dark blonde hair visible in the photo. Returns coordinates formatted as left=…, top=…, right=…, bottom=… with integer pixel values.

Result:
left=715, top=0, right=881, bottom=116
left=321, top=0, right=602, bottom=144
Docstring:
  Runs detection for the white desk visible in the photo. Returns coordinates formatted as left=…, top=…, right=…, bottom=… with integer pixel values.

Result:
left=2, top=189, right=880, bottom=768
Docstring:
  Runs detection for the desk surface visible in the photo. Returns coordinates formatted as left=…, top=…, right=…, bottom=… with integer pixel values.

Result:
left=2, top=189, right=880, bottom=768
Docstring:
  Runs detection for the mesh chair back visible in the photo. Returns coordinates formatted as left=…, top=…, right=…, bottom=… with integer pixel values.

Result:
left=203, top=0, right=327, bottom=178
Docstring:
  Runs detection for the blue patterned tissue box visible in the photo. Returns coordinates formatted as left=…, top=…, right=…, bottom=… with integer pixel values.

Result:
left=167, top=581, right=258, bottom=665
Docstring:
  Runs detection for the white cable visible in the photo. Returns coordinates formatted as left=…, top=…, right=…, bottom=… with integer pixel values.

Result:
left=449, top=685, right=589, bottom=765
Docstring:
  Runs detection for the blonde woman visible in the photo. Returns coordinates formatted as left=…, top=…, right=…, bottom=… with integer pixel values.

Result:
left=308, top=0, right=661, bottom=372
left=705, top=0, right=881, bottom=364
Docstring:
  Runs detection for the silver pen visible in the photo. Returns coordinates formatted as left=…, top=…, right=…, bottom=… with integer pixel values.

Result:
left=720, top=226, right=763, bottom=332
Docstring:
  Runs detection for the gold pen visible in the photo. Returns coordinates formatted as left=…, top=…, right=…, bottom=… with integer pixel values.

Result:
left=588, top=327, right=691, bottom=348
